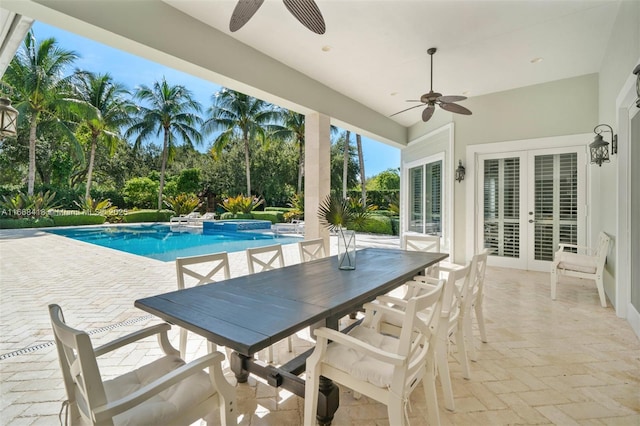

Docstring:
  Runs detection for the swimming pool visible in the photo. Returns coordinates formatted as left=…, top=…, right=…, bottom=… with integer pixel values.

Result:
left=48, top=224, right=302, bottom=262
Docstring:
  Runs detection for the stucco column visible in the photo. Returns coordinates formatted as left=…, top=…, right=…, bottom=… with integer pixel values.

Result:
left=304, top=113, right=331, bottom=248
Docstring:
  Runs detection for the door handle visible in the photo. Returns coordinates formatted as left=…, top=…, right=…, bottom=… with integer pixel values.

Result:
left=528, top=219, right=535, bottom=223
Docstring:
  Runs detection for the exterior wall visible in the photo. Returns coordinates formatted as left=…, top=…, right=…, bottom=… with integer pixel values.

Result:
left=405, top=74, right=598, bottom=263
left=594, top=0, right=640, bottom=309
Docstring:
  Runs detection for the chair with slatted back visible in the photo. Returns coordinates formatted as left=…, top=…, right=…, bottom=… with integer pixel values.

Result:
left=246, top=244, right=285, bottom=274
left=48, top=304, right=236, bottom=426
left=176, top=252, right=231, bottom=359
left=550, top=232, right=610, bottom=307
left=304, top=278, right=445, bottom=426
left=245, top=245, right=292, bottom=362
left=455, top=249, right=489, bottom=364
left=402, top=233, right=441, bottom=278
left=298, top=238, right=326, bottom=262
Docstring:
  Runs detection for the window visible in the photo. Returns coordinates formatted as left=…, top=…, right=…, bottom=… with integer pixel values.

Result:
left=408, top=159, right=442, bottom=235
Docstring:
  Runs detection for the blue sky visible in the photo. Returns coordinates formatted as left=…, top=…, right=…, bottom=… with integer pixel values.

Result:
left=32, top=22, right=400, bottom=178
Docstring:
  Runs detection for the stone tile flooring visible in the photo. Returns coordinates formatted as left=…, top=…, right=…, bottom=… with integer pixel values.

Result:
left=1, top=227, right=638, bottom=425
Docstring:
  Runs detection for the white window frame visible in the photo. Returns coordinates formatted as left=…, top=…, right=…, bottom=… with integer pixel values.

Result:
left=402, top=152, right=450, bottom=250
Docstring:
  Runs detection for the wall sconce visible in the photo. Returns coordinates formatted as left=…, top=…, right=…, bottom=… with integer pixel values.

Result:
left=0, top=97, right=19, bottom=137
left=455, top=160, right=465, bottom=182
left=589, top=124, right=617, bottom=167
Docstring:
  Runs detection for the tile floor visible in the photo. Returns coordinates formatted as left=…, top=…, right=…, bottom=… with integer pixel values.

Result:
left=0, top=228, right=638, bottom=425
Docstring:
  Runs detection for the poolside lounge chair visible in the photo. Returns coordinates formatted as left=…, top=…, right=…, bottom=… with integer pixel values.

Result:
left=189, top=212, right=216, bottom=225
left=274, top=219, right=304, bottom=235
left=170, top=212, right=201, bottom=226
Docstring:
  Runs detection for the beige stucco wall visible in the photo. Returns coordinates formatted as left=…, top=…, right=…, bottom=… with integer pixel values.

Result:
left=404, top=73, right=598, bottom=262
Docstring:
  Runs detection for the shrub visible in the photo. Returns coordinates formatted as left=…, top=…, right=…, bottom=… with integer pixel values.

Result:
left=264, top=207, right=294, bottom=213
left=164, top=193, right=200, bottom=216
left=74, top=196, right=118, bottom=215
left=251, top=211, right=284, bottom=224
left=0, top=190, right=61, bottom=219
left=220, top=195, right=264, bottom=214
left=348, top=214, right=392, bottom=235
left=52, top=214, right=106, bottom=226
left=219, top=212, right=253, bottom=220
left=0, top=217, right=55, bottom=229
left=123, top=177, right=158, bottom=208
left=123, top=209, right=174, bottom=223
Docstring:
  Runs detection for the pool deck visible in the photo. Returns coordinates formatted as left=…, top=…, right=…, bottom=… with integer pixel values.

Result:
left=1, top=227, right=639, bottom=425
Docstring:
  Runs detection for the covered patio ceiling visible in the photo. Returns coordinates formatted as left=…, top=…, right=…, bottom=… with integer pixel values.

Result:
left=0, top=0, right=620, bottom=146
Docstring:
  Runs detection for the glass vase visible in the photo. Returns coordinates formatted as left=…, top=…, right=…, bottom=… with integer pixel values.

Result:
left=337, top=228, right=356, bottom=270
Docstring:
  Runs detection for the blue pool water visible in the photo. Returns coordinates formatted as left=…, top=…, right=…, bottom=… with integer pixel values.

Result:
left=48, top=224, right=301, bottom=262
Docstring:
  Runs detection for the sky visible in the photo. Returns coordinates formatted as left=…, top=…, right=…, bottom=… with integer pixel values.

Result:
left=31, top=21, right=400, bottom=178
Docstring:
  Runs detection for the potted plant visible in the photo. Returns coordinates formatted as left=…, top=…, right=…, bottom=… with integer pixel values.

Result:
left=318, top=194, right=357, bottom=270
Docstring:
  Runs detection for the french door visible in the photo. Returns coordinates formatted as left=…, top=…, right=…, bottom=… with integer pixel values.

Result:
left=477, top=147, right=586, bottom=271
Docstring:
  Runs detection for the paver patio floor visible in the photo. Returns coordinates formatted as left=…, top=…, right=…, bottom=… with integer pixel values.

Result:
left=1, top=227, right=638, bottom=425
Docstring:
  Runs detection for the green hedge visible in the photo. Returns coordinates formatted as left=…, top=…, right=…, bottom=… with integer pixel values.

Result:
left=348, top=215, right=393, bottom=235
left=264, top=207, right=294, bottom=213
left=0, top=217, right=55, bottom=229
left=250, top=211, right=284, bottom=224
left=52, top=214, right=106, bottom=226
left=219, top=212, right=253, bottom=220
left=124, top=209, right=174, bottom=223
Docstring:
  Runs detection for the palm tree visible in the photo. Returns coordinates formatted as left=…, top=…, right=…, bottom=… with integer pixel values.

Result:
left=72, top=71, right=133, bottom=199
left=356, top=133, right=366, bottom=204
left=203, top=89, right=281, bottom=196
left=2, top=31, right=79, bottom=195
left=126, top=77, right=202, bottom=210
left=343, top=130, right=350, bottom=199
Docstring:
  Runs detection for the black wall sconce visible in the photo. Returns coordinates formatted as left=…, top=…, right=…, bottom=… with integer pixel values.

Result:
left=589, top=124, right=617, bottom=167
left=0, top=97, right=19, bottom=137
left=455, top=160, right=465, bottom=182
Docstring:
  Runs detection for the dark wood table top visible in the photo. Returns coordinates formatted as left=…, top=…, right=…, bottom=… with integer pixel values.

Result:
left=135, top=247, right=448, bottom=356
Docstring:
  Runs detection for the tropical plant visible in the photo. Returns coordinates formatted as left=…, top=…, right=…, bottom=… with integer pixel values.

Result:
left=203, top=89, right=282, bottom=196
left=317, top=194, right=353, bottom=232
left=0, top=190, right=60, bottom=218
left=126, top=77, right=203, bottom=209
left=348, top=197, right=377, bottom=231
left=386, top=191, right=400, bottom=215
left=284, top=192, right=304, bottom=222
left=71, top=71, right=133, bottom=199
left=2, top=30, right=81, bottom=195
left=220, top=194, right=264, bottom=214
left=163, top=193, right=200, bottom=216
left=73, top=196, right=117, bottom=215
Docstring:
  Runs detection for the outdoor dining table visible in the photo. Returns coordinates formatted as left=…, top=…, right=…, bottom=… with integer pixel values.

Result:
left=135, top=247, right=447, bottom=425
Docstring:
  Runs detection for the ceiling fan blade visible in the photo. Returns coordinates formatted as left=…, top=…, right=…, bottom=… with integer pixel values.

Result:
left=438, top=95, right=467, bottom=103
left=422, top=105, right=435, bottom=122
left=283, top=0, right=326, bottom=34
left=390, top=104, right=424, bottom=117
left=230, top=0, right=265, bottom=32
left=440, top=102, right=472, bottom=115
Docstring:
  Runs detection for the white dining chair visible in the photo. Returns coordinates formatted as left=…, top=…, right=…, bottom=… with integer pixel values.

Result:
left=402, top=233, right=441, bottom=277
left=460, top=249, right=489, bottom=361
left=413, top=262, right=471, bottom=411
left=246, top=244, right=285, bottom=274
left=304, top=279, right=445, bottom=426
left=298, top=238, right=326, bottom=262
left=246, top=245, right=292, bottom=362
left=550, top=232, right=610, bottom=307
left=176, top=252, right=230, bottom=359
left=48, top=304, right=236, bottom=426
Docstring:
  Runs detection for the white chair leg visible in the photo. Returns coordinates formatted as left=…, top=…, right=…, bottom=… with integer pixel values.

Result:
left=303, top=367, right=320, bottom=426
left=388, top=393, right=405, bottom=426
left=423, top=362, right=441, bottom=426
left=179, top=328, right=188, bottom=359
left=475, top=300, right=488, bottom=343
left=455, top=325, right=471, bottom=380
left=436, top=343, right=455, bottom=411
left=464, top=313, right=478, bottom=362
left=596, top=275, right=607, bottom=307
left=550, top=264, right=558, bottom=300
left=287, top=336, right=293, bottom=352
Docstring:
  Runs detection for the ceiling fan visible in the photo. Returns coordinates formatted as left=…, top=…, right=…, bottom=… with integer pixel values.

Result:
left=230, top=0, right=326, bottom=34
left=391, top=47, right=472, bottom=122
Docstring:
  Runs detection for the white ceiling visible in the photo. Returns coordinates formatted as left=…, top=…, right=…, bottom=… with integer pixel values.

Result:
left=163, top=0, right=620, bottom=127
